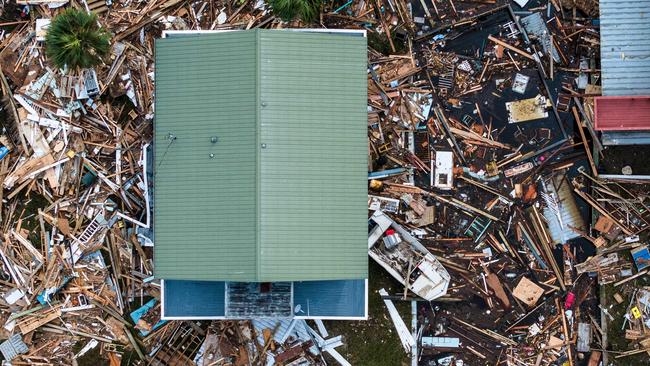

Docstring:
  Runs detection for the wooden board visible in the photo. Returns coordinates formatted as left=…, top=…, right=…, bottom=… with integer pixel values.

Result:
left=588, top=351, right=601, bottom=366
left=18, top=307, right=62, bottom=334
left=594, top=216, right=615, bottom=233
left=3, top=154, right=54, bottom=189
left=512, top=277, right=544, bottom=307
left=548, top=335, right=563, bottom=350
left=486, top=273, right=511, bottom=309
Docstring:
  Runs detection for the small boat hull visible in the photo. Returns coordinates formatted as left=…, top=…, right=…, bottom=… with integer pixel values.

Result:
left=368, top=210, right=450, bottom=301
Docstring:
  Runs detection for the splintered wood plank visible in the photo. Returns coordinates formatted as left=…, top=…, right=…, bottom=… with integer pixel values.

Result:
left=486, top=273, right=511, bottom=309
left=4, top=154, right=53, bottom=189
left=17, top=307, right=62, bottom=334
left=16, top=107, right=59, bottom=188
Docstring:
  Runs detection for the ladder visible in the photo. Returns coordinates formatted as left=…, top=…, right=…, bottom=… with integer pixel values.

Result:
left=464, top=216, right=492, bottom=243
left=77, top=215, right=104, bottom=244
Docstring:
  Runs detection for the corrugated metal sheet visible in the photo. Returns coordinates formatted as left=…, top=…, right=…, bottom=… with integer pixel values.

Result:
left=258, top=31, right=368, bottom=281
left=253, top=319, right=316, bottom=366
left=600, top=0, right=650, bottom=96
left=154, top=30, right=368, bottom=282
left=601, top=131, right=650, bottom=145
left=258, top=320, right=342, bottom=364
left=520, top=13, right=559, bottom=62
left=541, top=174, right=585, bottom=244
left=252, top=318, right=311, bottom=345
left=0, top=334, right=28, bottom=361
left=594, top=96, right=650, bottom=130
left=154, top=31, right=258, bottom=281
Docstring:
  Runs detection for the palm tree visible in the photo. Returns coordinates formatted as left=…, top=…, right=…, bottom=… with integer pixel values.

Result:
left=45, top=9, right=111, bottom=70
left=267, top=0, right=322, bottom=23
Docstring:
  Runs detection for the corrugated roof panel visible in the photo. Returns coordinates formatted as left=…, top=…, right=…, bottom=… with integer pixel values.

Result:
left=0, top=334, right=28, bottom=361
left=541, top=174, right=585, bottom=245
left=154, top=32, right=258, bottom=281
left=154, top=30, right=368, bottom=282
left=601, top=131, right=650, bottom=145
left=258, top=30, right=368, bottom=281
left=252, top=318, right=311, bottom=345
left=600, top=0, right=650, bottom=96
left=594, top=96, right=650, bottom=130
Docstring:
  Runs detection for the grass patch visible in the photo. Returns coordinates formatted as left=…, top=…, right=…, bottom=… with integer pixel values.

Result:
left=324, top=260, right=410, bottom=366
left=601, top=277, right=650, bottom=365
left=368, top=30, right=407, bottom=55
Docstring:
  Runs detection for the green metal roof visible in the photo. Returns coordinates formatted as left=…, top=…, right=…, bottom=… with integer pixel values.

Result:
left=154, top=30, right=368, bottom=282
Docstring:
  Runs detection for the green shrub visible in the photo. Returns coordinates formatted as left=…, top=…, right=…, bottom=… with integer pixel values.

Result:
left=267, top=0, right=322, bottom=23
left=45, top=9, right=111, bottom=70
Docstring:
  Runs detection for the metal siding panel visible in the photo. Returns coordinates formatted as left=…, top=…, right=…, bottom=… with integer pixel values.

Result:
left=258, top=30, right=368, bottom=281
left=163, top=280, right=226, bottom=317
left=600, top=0, right=650, bottom=96
left=154, top=32, right=258, bottom=281
left=601, top=131, right=650, bottom=145
left=541, top=175, right=585, bottom=245
left=293, top=279, right=366, bottom=317
left=253, top=319, right=311, bottom=344
left=594, top=96, right=650, bottom=130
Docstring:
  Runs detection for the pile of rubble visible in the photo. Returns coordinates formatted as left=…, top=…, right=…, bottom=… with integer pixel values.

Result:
left=366, top=1, right=647, bottom=366
left=0, top=0, right=363, bottom=364
left=0, top=0, right=647, bottom=365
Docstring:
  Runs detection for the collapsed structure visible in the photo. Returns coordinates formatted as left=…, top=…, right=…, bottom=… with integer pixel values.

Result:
left=0, top=0, right=649, bottom=365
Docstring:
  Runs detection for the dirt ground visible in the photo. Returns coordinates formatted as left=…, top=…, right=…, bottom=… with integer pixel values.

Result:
left=598, top=145, right=650, bottom=175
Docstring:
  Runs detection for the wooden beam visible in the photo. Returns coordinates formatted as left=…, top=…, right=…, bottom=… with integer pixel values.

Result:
left=572, top=107, right=598, bottom=177
left=487, top=35, right=534, bottom=60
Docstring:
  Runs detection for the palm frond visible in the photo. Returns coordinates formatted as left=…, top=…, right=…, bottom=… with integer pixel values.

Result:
left=45, top=9, right=111, bottom=70
left=267, top=0, right=322, bottom=23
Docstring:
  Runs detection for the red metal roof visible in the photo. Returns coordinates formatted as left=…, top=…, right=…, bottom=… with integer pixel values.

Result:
left=594, top=96, right=650, bottom=131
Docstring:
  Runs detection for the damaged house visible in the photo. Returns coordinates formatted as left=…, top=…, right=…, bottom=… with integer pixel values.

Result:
left=153, top=29, right=369, bottom=320
left=594, top=0, right=650, bottom=146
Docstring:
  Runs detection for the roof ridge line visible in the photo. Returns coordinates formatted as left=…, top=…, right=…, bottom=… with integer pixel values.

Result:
left=255, top=28, right=262, bottom=282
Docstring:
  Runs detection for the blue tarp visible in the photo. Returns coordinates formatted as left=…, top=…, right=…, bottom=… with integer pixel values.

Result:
left=632, top=246, right=650, bottom=271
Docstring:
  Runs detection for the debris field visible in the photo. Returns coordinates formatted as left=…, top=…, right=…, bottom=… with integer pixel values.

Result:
left=0, top=0, right=649, bottom=365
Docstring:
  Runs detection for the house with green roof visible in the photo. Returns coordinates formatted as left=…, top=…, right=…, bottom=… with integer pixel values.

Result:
left=154, top=29, right=368, bottom=319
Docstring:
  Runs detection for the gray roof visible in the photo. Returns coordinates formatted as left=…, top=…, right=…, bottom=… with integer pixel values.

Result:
left=600, top=0, right=650, bottom=96
left=0, top=334, right=28, bottom=361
